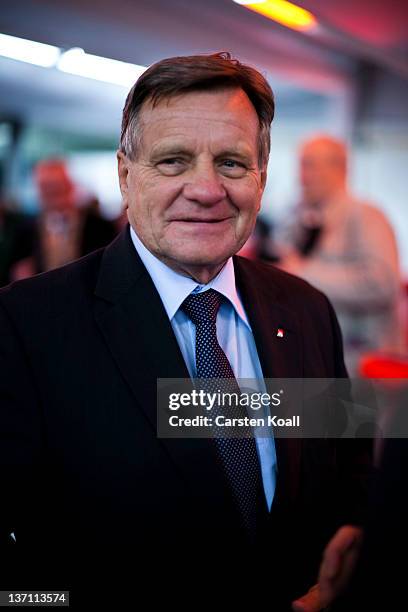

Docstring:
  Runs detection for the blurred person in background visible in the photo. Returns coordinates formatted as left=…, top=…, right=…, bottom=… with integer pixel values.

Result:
left=237, top=215, right=280, bottom=262
left=278, top=135, right=403, bottom=374
left=12, top=159, right=117, bottom=278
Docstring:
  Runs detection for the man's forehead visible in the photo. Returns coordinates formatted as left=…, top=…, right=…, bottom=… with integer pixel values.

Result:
left=145, top=115, right=255, bottom=140
left=138, top=89, right=259, bottom=152
left=139, top=88, right=258, bottom=124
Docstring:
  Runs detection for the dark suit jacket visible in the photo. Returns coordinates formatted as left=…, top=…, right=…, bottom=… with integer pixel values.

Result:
left=0, top=226, right=369, bottom=609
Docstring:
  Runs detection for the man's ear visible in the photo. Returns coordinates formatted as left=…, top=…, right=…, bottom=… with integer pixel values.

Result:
left=117, top=150, right=130, bottom=207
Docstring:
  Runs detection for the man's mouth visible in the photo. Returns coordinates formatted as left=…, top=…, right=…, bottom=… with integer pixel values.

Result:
left=172, top=217, right=230, bottom=223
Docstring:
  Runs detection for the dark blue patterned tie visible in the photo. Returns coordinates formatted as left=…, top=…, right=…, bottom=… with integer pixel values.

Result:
left=181, top=288, right=263, bottom=534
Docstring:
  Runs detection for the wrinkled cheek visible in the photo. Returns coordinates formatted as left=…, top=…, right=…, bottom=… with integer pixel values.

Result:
left=139, top=199, right=171, bottom=247
left=236, top=201, right=259, bottom=233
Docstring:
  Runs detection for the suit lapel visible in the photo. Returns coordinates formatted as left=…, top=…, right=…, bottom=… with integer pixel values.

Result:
left=233, top=256, right=303, bottom=378
left=93, top=227, right=239, bottom=519
left=234, top=256, right=303, bottom=505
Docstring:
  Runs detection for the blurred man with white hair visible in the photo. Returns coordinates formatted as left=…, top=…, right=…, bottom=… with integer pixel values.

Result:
left=279, top=135, right=403, bottom=374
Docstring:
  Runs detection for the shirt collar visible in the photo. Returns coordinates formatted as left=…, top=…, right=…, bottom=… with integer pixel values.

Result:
left=130, top=226, right=251, bottom=329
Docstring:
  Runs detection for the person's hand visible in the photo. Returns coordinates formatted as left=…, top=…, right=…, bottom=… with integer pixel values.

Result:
left=291, top=526, right=363, bottom=611
left=292, top=583, right=323, bottom=611
left=318, top=525, right=363, bottom=608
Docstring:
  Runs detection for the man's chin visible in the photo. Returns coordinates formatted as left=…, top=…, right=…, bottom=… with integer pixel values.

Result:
left=162, top=248, right=235, bottom=276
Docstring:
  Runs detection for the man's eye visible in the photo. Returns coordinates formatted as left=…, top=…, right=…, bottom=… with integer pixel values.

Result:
left=159, top=158, right=184, bottom=166
left=156, top=158, right=186, bottom=175
left=222, top=159, right=242, bottom=168
left=220, top=160, right=247, bottom=176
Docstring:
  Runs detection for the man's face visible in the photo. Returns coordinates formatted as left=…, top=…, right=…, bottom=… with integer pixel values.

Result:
left=117, top=88, right=266, bottom=279
left=300, top=141, right=346, bottom=206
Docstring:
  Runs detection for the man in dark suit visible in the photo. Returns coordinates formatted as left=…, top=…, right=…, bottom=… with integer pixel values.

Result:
left=10, top=160, right=117, bottom=281
left=0, top=53, right=368, bottom=610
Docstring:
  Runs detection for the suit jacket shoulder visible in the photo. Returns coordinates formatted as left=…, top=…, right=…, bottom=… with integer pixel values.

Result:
left=0, top=247, right=103, bottom=317
left=234, top=254, right=334, bottom=317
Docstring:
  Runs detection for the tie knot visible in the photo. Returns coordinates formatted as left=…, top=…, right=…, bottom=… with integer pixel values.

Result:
left=181, top=289, right=223, bottom=325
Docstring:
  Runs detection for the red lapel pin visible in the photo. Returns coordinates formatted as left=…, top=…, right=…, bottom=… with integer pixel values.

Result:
left=277, top=328, right=284, bottom=338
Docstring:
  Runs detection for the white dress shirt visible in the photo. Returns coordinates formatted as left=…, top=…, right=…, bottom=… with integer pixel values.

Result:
left=130, top=226, right=277, bottom=509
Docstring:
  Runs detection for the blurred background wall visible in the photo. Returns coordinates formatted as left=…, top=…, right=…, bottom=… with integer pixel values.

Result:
left=0, top=0, right=407, bottom=266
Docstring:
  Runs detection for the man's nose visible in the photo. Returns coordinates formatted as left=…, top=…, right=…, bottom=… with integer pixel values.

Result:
left=182, top=163, right=226, bottom=205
